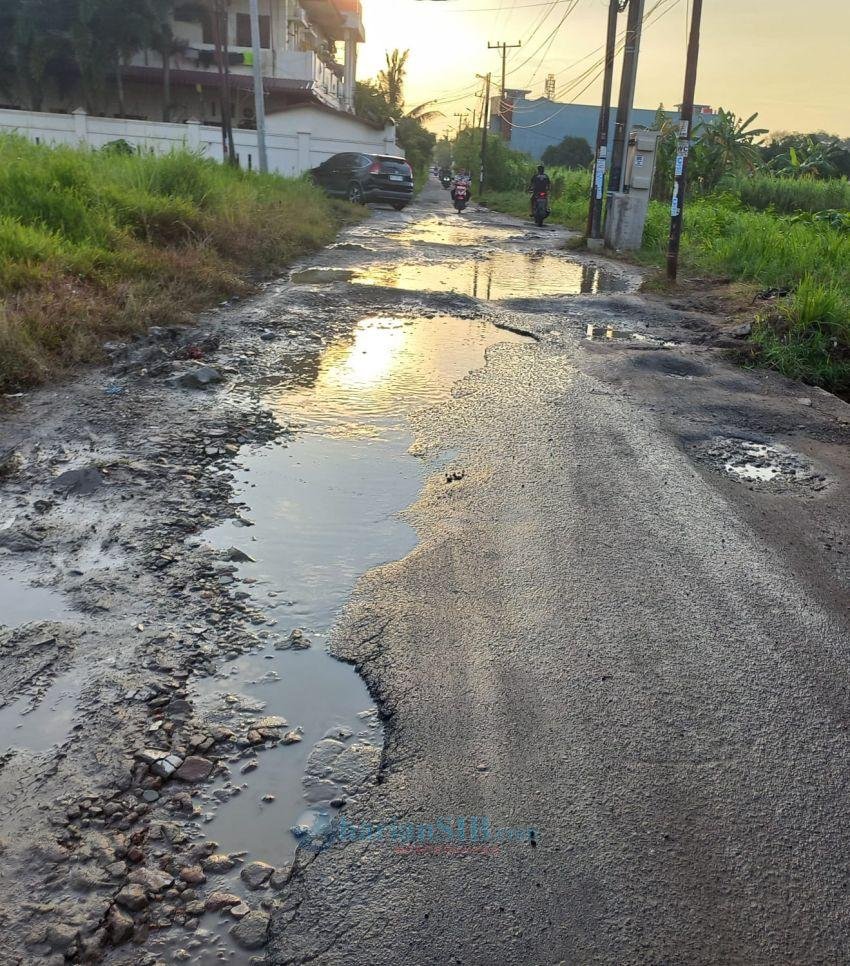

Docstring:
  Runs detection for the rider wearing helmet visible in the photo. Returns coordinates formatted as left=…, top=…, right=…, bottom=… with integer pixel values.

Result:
left=530, top=164, right=551, bottom=216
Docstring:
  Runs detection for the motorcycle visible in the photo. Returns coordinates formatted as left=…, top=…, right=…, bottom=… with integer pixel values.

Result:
left=451, top=181, right=470, bottom=212
left=532, top=190, right=550, bottom=227
left=440, top=172, right=452, bottom=189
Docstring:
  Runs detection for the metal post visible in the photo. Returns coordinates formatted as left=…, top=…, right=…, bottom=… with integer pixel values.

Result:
left=667, top=0, right=703, bottom=281
left=587, top=0, right=621, bottom=241
left=249, top=0, right=268, bottom=173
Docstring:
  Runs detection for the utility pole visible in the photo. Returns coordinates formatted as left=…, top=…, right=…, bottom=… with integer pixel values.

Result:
left=478, top=72, right=492, bottom=200
left=667, top=0, right=703, bottom=281
left=586, top=0, right=622, bottom=242
left=453, top=112, right=466, bottom=136
left=488, top=41, right=521, bottom=139
left=211, top=0, right=236, bottom=165
left=607, top=0, right=645, bottom=198
left=249, top=0, right=268, bottom=173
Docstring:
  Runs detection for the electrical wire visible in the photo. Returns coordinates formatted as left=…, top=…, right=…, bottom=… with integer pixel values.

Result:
left=505, top=0, right=683, bottom=129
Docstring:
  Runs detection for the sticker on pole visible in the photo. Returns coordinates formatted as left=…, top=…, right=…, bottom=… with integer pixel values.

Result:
left=675, top=155, right=685, bottom=176
left=594, top=157, right=606, bottom=200
left=671, top=185, right=680, bottom=217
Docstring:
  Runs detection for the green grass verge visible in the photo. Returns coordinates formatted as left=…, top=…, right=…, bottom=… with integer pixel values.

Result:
left=485, top=167, right=850, bottom=395
left=0, top=135, right=361, bottom=391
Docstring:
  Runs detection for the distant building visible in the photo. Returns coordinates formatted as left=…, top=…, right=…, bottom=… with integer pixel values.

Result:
left=494, top=89, right=717, bottom=160
left=3, top=0, right=365, bottom=126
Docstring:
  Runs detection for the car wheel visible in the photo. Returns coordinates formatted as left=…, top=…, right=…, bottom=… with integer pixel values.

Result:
left=348, top=182, right=365, bottom=205
left=392, top=202, right=408, bottom=211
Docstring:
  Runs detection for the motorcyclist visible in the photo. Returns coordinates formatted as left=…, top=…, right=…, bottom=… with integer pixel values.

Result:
left=530, top=164, right=551, bottom=217
left=450, top=172, right=471, bottom=205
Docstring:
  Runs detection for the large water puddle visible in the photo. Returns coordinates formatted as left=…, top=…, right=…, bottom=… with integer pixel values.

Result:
left=393, top=217, right=531, bottom=249
left=293, top=252, right=628, bottom=300
left=0, top=573, right=72, bottom=627
left=0, top=664, right=85, bottom=753
left=172, top=315, right=528, bottom=963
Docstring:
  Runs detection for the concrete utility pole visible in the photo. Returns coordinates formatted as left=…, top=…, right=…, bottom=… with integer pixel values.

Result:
left=667, top=0, right=704, bottom=281
left=478, top=72, right=492, bottom=200
left=249, top=0, right=268, bottom=173
left=586, top=0, right=622, bottom=244
left=488, top=41, right=521, bottom=139
left=607, top=0, right=645, bottom=198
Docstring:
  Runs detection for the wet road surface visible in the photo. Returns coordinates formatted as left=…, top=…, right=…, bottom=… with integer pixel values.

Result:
left=265, top=181, right=850, bottom=964
left=0, top=178, right=847, bottom=966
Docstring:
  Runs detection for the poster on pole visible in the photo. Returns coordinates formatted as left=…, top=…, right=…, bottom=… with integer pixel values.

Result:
left=595, top=157, right=606, bottom=200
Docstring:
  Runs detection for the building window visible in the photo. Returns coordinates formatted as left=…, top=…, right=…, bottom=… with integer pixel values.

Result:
left=236, top=13, right=270, bottom=48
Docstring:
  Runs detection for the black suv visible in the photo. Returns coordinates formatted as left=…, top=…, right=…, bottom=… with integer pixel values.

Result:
left=309, top=153, right=414, bottom=210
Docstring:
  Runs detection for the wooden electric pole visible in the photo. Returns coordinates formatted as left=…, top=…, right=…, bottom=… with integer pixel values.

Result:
left=211, top=0, right=236, bottom=165
left=488, top=41, right=521, bottom=139
left=667, top=0, right=704, bottom=281
left=249, top=0, right=268, bottom=172
left=478, top=72, right=492, bottom=200
left=586, top=0, right=622, bottom=241
left=607, top=0, right=645, bottom=198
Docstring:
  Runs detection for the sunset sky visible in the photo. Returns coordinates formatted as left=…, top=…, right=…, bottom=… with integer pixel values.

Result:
left=356, top=0, right=850, bottom=138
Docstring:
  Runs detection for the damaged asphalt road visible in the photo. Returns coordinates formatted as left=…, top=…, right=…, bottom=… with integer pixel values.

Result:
left=0, top=179, right=849, bottom=965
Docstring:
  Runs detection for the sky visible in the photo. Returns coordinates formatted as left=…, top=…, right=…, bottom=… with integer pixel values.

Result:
left=356, top=0, right=850, bottom=139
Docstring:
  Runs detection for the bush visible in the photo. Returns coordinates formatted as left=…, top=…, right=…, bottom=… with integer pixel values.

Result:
left=0, top=135, right=359, bottom=390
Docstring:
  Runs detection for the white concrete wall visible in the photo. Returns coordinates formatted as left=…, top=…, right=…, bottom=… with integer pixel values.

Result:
left=0, top=107, right=400, bottom=177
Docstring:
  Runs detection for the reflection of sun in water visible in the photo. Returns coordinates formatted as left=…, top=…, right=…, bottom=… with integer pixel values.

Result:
left=320, top=317, right=409, bottom=393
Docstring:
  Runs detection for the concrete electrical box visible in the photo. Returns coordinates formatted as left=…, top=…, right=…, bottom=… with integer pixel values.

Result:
left=604, top=129, right=661, bottom=251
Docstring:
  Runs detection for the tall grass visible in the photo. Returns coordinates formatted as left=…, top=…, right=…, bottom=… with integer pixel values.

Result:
left=722, top=174, right=850, bottom=215
left=0, top=136, right=358, bottom=389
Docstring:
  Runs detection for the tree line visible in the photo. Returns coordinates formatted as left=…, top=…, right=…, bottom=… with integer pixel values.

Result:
left=536, top=108, right=850, bottom=195
left=0, top=0, right=203, bottom=118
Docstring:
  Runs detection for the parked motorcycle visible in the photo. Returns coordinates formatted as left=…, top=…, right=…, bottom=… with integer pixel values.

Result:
left=532, top=190, right=550, bottom=227
left=451, top=181, right=470, bottom=212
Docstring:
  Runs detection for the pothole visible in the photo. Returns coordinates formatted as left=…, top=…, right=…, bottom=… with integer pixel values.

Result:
left=289, top=267, right=356, bottom=285
left=694, top=437, right=830, bottom=490
left=585, top=324, right=675, bottom=348
left=292, top=254, right=629, bottom=300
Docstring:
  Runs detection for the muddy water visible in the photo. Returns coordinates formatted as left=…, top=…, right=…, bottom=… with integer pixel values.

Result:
left=0, top=573, right=72, bottom=628
left=0, top=664, right=84, bottom=752
left=349, top=253, right=626, bottom=299
left=170, top=316, right=527, bottom=962
left=292, top=251, right=627, bottom=300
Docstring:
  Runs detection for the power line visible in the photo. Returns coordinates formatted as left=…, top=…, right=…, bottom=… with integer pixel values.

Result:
left=503, top=0, right=682, bottom=130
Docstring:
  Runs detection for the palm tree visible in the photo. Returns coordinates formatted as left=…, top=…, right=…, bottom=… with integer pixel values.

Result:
left=374, top=48, right=442, bottom=127
left=377, top=48, right=409, bottom=115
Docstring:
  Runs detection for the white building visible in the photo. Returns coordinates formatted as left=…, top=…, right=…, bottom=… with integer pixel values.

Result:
left=0, top=0, right=404, bottom=178
left=6, top=0, right=365, bottom=127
